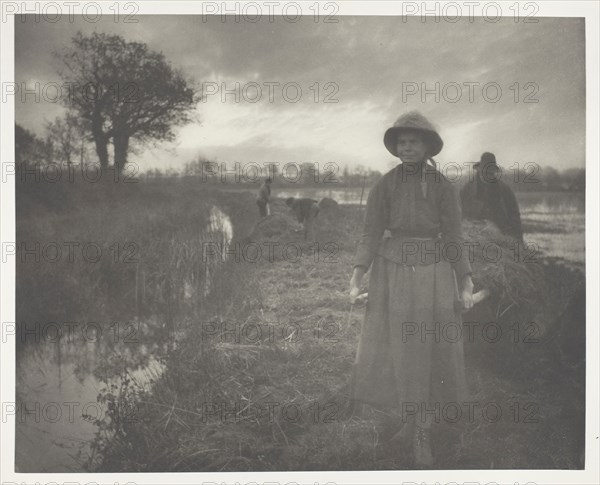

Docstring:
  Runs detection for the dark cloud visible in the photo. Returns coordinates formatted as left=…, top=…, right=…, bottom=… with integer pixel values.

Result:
left=15, top=15, right=585, bottom=171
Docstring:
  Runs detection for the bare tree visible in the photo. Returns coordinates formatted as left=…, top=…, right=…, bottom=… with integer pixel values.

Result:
left=45, top=113, right=87, bottom=167
left=15, top=123, right=53, bottom=169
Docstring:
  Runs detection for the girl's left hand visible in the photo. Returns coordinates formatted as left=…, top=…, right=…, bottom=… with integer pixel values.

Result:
left=461, top=287, right=474, bottom=310
left=460, top=275, right=474, bottom=310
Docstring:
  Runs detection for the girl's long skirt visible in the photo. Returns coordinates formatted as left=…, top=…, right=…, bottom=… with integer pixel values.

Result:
left=352, top=254, right=468, bottom=420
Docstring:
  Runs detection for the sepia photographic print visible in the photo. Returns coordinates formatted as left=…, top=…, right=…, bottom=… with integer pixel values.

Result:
left=1, top=2, right=599, bottom=485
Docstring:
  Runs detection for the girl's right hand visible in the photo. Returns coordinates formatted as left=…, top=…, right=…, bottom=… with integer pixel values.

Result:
left=349, top=267, right=365, bottom=304
left=349, top=283, right=361, bottom=305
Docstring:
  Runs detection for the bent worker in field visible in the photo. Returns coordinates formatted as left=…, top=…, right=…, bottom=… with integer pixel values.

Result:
left=460, top=152, right=524, bottom=242
left=349, top=111, right=474, bottom=468
left=285, top=197, right=319, bottom=241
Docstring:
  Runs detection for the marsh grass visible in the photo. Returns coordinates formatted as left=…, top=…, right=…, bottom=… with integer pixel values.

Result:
left=16, top=175, right=260, bottom=351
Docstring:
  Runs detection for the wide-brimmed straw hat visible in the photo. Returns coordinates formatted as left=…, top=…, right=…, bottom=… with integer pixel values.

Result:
left=383, top=111, right=444, bottom=158
left=473, top=152, right=498, bottom=169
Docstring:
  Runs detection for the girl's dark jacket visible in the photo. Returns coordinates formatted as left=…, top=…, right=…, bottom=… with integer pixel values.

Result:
left=354, top=162, right=472, bottom=280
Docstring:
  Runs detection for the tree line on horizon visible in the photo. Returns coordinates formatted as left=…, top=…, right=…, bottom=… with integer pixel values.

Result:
left=14, top=31, right=584, bottom=193
left=15, top=121, right=585, bottom=193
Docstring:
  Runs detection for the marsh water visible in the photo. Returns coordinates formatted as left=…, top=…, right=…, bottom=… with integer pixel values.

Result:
left=15, top=206, right=234, bottom=472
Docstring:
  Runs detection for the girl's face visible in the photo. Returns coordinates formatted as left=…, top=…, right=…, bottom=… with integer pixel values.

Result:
left=396, top=132, right=428, bottom=164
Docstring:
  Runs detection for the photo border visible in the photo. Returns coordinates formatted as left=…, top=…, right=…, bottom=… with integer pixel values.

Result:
left=1, top=1, right=598, bottom=484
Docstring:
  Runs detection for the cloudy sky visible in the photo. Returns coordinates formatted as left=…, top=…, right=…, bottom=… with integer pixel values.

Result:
left=15, top=15, right=585, bottom=173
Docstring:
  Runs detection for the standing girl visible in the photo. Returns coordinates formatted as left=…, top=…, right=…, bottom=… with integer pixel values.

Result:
left=349, top=111, right=474, bottom=467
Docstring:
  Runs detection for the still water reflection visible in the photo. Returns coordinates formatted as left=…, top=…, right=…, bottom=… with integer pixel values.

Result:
left=16, top=337, right=163, bottom=472
left=15, top=206, right=234, bottom=472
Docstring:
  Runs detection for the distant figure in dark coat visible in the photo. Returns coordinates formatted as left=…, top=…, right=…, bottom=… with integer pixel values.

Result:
left=285, top=197, right=319, bottom=241
left=256, top=178, right=272, bottom=217
left=461, top=153, right=524, bottom=242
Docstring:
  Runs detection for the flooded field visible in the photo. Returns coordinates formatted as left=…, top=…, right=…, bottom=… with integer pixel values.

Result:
left=274, top=187, right=585, bottom=265
left=517, top=191, right=585, bottom=266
